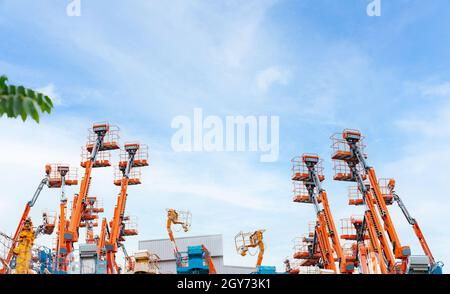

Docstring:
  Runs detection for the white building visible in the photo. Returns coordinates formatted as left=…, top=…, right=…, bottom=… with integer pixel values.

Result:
left=139, top=234, right=255, bottom=274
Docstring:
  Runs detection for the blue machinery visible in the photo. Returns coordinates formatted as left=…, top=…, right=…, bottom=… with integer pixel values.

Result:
left=255, top=266, right=277, bottom=274
left=176, top=245, right=216, bottom=274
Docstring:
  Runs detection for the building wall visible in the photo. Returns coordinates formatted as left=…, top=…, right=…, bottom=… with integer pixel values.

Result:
left=139, top=234, right=255, bottom=274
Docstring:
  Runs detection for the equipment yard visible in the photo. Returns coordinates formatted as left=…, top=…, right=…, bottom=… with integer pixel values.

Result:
left=0, top=125, right=442, bottom=275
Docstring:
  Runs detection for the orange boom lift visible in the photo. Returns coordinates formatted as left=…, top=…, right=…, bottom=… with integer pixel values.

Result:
left=235, top=230, right=265, bottom=268
left=386, top=179, right=443, bottom=274
left=331, top=129, right=409, bottom=273
left=1, top=164, right=76, bottom=274
left=166, top=209, right=191, bottom=258
left=105, top=143, right=148, bottom=274
left=235, top=229, right=276, bottom=274
left=291, top=154, right=354, bottom=273
left=57, top=123, right=119, bottom=272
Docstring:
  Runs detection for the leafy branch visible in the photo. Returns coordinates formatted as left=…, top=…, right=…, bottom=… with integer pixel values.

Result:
left=0, top=75, right=54, bottom=123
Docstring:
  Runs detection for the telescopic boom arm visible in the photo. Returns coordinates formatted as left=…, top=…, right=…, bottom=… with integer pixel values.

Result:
left=388, top=180, right=437, bottom=267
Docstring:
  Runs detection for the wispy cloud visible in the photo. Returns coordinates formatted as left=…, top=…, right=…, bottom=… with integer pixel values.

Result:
left=1, top=0, right=450, bottom=271
left=256, top=66, right=291, bottom=92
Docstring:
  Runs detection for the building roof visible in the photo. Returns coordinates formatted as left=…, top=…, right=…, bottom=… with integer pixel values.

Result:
left=139, top=234, right=223, bottom=261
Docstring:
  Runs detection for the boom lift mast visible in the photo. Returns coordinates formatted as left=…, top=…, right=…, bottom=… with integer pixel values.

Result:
left=331, top=129, right=409, bottom=273
left=58, top=123, right=119, bottom=272
left=105, top=143, right=148, bottom=274
left=54, top=165, right=78, bottom=273
left=292, top=154, right=353, bottom=273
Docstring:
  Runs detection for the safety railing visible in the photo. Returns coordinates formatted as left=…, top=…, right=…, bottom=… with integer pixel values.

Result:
left=81, top=149, right=112, bottom=168
left=41, top=211, right=57, bottom=235
left=308, top=221, right=317, bottom=238
left=298, top=266, right=322, bottom=274
left=332, top=160, right=366, bottom=182
left=378, top=178, right=395, bottom=205
left=86, top=123, right=120, bottom=152
left=291, top=155, right=325, bottom=182
left=113, top=166, right=142, bottom=186
left=342, top=242, right=357, bottom=261
left=340, top=216, right=366, bottom=241
left=340, top=218, right=357, bottom=240
left=119, top=143, right=149, bottom=168
left=167, top=209, right=192, bottom=232
left=292, top=182, right=314, bottom=203
left=123, top=215, right=138, bottom=236
left=348, top=186, right=364, bottom=205
left=330, top=130, right=366, bottom=161
left=47, top=164, right=78, bottom=187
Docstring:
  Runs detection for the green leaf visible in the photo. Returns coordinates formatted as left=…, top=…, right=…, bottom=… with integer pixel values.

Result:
left=44, top=95, right=53, bottom=108
left=8, top=85, right=16, bottom=95
left=17, top=86, right=26, bottom=96
left=27, top=89, right=36, bottom=100
left=24, top=99, right=39, bottom=123
left=13, top=95, right=23, bottom=117
left=0, top=75, right=55, bottom=123
left=6, top=96, right=14, bottom=117
left=20, top=106, right=27, bottom=121
left=0, top=75, right=7, bottom=89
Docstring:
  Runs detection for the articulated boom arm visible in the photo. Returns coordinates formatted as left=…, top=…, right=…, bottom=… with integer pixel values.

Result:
left=202, top=245, right=217, bottom=274
left=388, top=180, right=436, bottom=267
left=235, top=230, right=265, bottom=267
left=167, top=209, right=191, bottom=256
left=252, top=231, right=265, bottom=267
left=1, top=175, right=49, bottom=273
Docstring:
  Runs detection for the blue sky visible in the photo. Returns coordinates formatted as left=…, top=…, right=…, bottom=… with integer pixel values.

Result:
left=1, top=0, right=450, bottom=272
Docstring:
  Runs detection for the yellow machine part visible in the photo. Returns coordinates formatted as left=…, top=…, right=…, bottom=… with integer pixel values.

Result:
left=13, top=218, right=35, bottom=274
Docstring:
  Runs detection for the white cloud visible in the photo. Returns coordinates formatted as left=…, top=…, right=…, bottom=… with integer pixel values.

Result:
left=421, top=82, right=450, bottom=97
left=255, top=66, right=290, bottom=92
left=387, top=100, right=450, bottom=271
left=396, top=93, right=450, bottom=137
